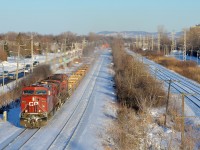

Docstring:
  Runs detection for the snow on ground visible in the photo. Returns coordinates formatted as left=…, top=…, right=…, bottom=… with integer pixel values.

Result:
left=170, top=51, right=200, bottom=65
left=0, top=52, right=78, bottom=94
left=0, top=49, right=117, bottom=150
left=0, top=52, right=72, bottom=73
left=148, top=94, right=200, bottom=149
left=68, top=50, right=117, bottom=150
left=126, top=49, right=200, bottom=149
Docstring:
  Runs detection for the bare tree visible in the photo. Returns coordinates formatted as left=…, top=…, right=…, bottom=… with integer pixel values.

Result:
left=0, top=47, right=7, bottom=61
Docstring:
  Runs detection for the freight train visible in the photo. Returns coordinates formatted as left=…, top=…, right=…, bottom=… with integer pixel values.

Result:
left=20, top=65, right=89, bottom=128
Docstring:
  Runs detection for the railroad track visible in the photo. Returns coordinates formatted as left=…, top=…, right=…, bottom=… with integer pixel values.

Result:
left=127, top=49, right=200, bottom=114
left=13, top=56, right=103, bottom=149
left=47, top=56, right=104, bottom=149
left=147, top=59, right=200, bottom=94
left=148, top=66, right=200, bottom=110
left=1, top=128, right=39, bottom=150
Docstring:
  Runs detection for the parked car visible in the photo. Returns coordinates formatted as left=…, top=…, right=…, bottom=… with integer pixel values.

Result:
left=24, top=64, right=31, bottom=73
left=33, top=61, right=39, bottom=66
left=0, top=71, right=9, bottom=77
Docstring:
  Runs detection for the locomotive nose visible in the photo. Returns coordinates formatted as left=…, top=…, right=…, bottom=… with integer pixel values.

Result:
left=29, top=116, right=39, bottom=128
left=30, top=119, right=36, bottom=127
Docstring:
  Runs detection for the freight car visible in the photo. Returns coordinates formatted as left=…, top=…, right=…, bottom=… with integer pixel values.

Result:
left=20, top=65, right=89, bottom=128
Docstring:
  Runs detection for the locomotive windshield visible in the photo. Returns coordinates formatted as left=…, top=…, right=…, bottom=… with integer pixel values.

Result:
left=23, top=90, right=47, bottom=95
left=23, top=90, right=34, bottom=95
left=35, top=90, right=47, bottom=95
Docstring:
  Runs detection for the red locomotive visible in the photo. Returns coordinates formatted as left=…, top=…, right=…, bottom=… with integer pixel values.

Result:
left=20, top=66, right=89, bottom=128
left=20, top=74, right=69, bottom=128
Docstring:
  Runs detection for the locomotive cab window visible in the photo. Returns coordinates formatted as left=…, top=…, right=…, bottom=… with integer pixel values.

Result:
left=35, top=90, right=47, bottom=95
left=23, top=90, right=34, bottom=95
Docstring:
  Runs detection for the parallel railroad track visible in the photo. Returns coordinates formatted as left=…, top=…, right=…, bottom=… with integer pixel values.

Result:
left=48, top=57, right=104, bottom=149
left=1, top=128, right=39, bottom=150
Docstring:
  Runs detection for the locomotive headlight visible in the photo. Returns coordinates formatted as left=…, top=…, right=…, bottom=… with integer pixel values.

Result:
left=32, top=97, right=35, bottom=101
left=25, top=110, right=28, bottom=112
left=39, top=110, right=41, bottom=112
left=42, top=105, right=45, bottom=108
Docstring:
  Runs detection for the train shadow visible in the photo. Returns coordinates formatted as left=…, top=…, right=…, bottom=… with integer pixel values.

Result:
left=0, top=100, right=23, bottom=128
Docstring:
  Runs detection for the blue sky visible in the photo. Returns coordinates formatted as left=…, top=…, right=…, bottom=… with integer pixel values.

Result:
left=0, top=0, right=199, bottom=35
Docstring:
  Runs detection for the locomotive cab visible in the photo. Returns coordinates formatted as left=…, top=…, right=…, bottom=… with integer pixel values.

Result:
left=20, top=85, right=53, bottom=128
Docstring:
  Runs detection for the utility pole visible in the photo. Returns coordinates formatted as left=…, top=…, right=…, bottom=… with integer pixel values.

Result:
left=183, top=29, right=187, bottom=61
left=1, top=63, right=4, bottom=92
left=142, top=36, right=145, bottom=49
left=151, top=35, right=154, bottom=51
left=147, top=35, right=151, bottom=50
left=158, top=33, right=161, bottom=52
left=136, top=35, right=138, bottom=48
left=31, top=34, right=34, bottom=72
left=64, top=38, right=68, bottom=68
left=163, top=45, right=166, bottom=55
left=139, top=35, right=142, bottom=48
left=175, top=93, right=196, bottom=149
left=54, top=43, right=57, bottom=71
left=164, top=79, right=180, bottom=126
left=45, top=42, right=48, bottom=63
left=197, top=51, right=199, bottom=64
left=181, top=93, right=185, bottom=149
left=166, top=45, right=169, bottom=55
left=16, top=44, right=25, bottom=84
left=171, top=32, right=175, bottom=52
left=82, top=38, right=86, bottom=49
left=175, top=39, right=177, bottom=51
left=16, top=44, right=20, bottom=84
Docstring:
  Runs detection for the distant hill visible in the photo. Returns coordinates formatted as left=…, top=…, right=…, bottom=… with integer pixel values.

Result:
left=97, top=31, right=183, bottom=38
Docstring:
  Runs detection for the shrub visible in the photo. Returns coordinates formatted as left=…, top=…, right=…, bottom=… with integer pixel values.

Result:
left=112, top=38, right=166, bottom=111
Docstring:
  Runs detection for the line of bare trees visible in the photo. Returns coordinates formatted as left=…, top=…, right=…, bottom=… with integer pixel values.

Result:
left=106, top=37, right=167, bottom=149
left=0, top=64, right=52, bottom=110
left=112, top=37, right=166, bottom=110
left=0, top=32, right=105, bottom=61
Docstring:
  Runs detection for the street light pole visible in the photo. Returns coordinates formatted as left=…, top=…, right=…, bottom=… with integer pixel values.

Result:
left=183, top=29, right=187, bottom=61
left=16, top=44, right=25, bottom=85
left=1, top=63, right=4, bottom=92
left=197, top=50, right=199, bottom=65
left=46, top=42, right=48, bottom=63
left=31, top=34, right=34, bottom=73
left=16, top=44, right=20, bottom=84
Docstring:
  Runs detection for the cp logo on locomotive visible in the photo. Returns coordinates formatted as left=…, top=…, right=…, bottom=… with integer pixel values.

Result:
left=29, top=102, right=39, bottom=106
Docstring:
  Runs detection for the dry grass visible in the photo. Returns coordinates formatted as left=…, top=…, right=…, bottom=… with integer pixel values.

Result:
left=137, top=50, right=200, bottom=83
left=167, top=94, right=198, bottom=149
left=107, top=106, right=151, bottom=150
left=108, top=38, right=168, bottom=149
left=107, top=39, right=200, bottom=149
left=112, top=40, right=166, bottom=110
